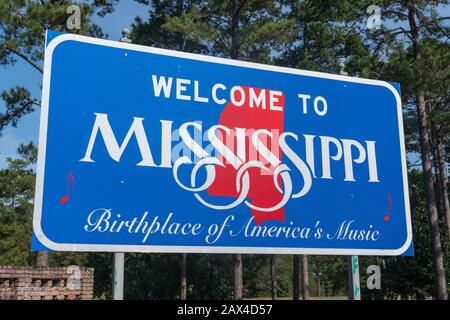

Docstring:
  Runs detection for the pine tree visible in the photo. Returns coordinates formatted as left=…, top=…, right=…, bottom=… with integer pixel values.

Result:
left=0, top=0, right=117, bottom=266
left=367, top=0, right=449, bottom=299
left=0, top=143, right=36, bottom=265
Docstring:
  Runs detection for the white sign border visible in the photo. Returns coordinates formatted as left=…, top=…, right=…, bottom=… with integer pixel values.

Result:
left=33, top=32, right=412, bottom=256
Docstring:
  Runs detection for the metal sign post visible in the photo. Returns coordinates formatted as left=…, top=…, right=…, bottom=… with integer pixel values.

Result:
left=111, top=30, right=131, bottom=301
left=348, top=255, right=361, bottom=300
left=113, top=252, right=124, bottom=300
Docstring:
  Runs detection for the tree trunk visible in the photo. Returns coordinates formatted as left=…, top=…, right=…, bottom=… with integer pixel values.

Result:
left=180, top=253, right=187, bottom=300
left=317, top=277, right=321, bottom=297
left=436, top=135, right=450, bottom=235
left=417, top=93, right=448, bottom=300
left=301, top=255, right=310, bottom=300
left=144, top=253, right=152, bottom=298
left=36, top=251, right=48, bottom=267
left=431, top=142, right=444, bottom=219
left=293, top=255, right=301, bottom=300
left=270, top=255, right=277, bottom=300
left=233, top=254, right=243, bottom=300
left=406, top=0, right=448, bottom=300
left=229, top=0, right=239, bottom=60
left=431, top=130, right=444, bottom=217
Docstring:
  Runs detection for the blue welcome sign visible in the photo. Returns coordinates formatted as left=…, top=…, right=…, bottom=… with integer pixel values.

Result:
left=32, top=31, right=412, bottom=255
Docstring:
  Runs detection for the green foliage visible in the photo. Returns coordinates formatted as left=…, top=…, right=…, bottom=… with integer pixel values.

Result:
left=370, top=171, right=450, bottom=299
left=124, top=253, right=181, bottom=299
left=0, top=143, right=36, bottom=265
left=0, top=142, right=113, bottom=298
left=0, top=87, right=40, bottom=135
left=279, top=0, right=370, bottom=75
left=131, top=0, right=207, bottom=53
left=378, top=39, right=450, bottom=164
left=0, top=0, right=117, bottom=136
left=359, top=171, right=450, bottom=300
left=243, top=255, right=277, bottom=298
left=0, top=207, right=33, bottom=265
left=188, top=254, right=234, bottom=299
left=310, top=256, right=347, bottom=297
left=0, top=146, right=36, bottom=208
left=0, top=0, right=110, bottom=70
left=160, top=0, right=295, bottom=62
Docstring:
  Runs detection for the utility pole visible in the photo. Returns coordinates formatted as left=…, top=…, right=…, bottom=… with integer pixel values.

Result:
left=112, top=28, right=131, bottom=301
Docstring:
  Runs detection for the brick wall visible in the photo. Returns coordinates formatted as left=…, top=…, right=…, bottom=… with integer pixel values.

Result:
left=0, top=266, right=94, bottom=300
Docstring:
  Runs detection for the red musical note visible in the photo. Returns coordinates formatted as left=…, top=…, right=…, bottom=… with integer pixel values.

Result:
left=384, top=196, right=393, bottom=222
left=59, top=171, right=75, bottom=204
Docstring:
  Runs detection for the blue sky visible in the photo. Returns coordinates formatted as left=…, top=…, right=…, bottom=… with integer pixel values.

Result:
left=0, top=0, right=149, bottom=168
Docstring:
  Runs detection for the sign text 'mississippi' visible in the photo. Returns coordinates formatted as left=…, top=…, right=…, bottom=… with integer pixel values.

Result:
left=79, top=74, right=380, bottom=212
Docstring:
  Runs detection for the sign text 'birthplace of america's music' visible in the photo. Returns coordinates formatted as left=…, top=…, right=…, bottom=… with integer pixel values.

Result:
left=32, top=31, right=412, bottom=255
